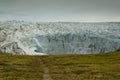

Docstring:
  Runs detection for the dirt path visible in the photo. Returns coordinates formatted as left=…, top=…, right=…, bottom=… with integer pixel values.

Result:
left=40, top=58, right=53, bottom=80
left=43, top=67, right=53, bottom=80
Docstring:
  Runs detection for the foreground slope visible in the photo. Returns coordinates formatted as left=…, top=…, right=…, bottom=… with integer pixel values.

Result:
left=0, top=21, right=120, bottom=54
left=0, top=53, right=44, bottom=80
left=0, top=52, right=120, bottom=80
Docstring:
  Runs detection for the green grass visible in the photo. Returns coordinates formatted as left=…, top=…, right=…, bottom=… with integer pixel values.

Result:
left=0, top=54, right=44, bottom=80
left=0, top=52, right=120, bottom=80
left=41, top=52, right=120, bottom=80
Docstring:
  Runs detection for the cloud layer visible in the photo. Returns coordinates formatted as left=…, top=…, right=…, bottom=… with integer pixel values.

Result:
left=0, top=0, right=120, bottom=22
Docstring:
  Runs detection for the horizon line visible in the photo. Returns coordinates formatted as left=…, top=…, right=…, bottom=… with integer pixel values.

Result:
left=0, top=20, right=120, bottom=23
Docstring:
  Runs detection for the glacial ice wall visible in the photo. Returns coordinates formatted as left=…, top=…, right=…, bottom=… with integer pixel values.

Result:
left=0, top=21, right=120, bottom=55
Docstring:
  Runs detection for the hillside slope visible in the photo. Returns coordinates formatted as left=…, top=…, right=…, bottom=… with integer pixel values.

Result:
left=0, top=52, right=120, bottom=80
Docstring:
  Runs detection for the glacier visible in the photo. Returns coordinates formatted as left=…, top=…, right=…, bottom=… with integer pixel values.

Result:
left=0, top=21, right=120, bottom=55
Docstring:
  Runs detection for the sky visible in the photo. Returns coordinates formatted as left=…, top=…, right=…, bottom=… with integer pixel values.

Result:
left=0, top=0, right=120, bottom=22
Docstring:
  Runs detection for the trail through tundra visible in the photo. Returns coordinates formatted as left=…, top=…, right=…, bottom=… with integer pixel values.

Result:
left=40, top=58, right=53, bottom=80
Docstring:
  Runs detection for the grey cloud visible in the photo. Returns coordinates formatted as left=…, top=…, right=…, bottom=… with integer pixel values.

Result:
left=0, top=0, right=120, bottom=22
left=0, top=10, right=26, bottom=16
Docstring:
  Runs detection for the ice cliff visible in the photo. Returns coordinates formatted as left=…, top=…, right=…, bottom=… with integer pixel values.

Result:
left=0, top=21, right=120, bottom=55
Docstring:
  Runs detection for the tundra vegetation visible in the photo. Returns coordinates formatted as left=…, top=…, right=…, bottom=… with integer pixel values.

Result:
left=0, top=51, right=120, bottom=80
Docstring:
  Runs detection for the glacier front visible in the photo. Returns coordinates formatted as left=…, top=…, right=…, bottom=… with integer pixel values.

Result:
left=0, top=21, right=120, bottom=55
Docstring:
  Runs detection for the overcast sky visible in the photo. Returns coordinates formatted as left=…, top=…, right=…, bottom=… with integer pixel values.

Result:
left=0, top=0, right=120, bottom=22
